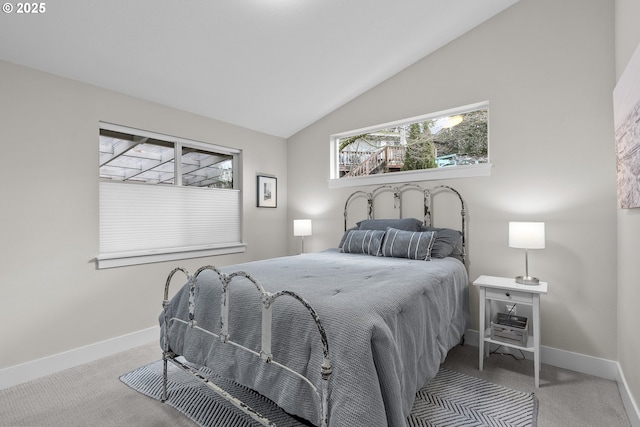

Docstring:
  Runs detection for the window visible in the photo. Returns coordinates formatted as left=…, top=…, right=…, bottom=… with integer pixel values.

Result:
left=97, top=122, right=244, bottom=269
left=329, top=102, right=491, bottom=188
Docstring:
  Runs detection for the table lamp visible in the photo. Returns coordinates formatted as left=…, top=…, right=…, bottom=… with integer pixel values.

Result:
left=293, top=219, right=312, bottom=254
left=509, top=221, right=545, bottom=285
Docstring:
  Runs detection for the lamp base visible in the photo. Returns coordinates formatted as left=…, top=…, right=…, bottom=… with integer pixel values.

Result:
left=515, top=276, right=540, bottom=285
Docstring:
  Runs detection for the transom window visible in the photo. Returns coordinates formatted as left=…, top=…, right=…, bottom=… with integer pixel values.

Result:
left=329, top=102, right=490, bottom=188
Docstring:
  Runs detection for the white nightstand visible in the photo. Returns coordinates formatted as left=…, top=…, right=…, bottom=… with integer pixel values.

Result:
left=473, top=275, right=548, bottom=387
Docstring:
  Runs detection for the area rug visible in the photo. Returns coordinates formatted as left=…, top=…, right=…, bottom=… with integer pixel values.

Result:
left=120, top=360, right=538, bottom=427
left=409, top=368, right=538, bottom=427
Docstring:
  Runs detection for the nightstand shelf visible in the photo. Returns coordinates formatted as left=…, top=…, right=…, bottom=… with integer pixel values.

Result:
left=473, top=275, right=548, bottom=387
left=483, top=328, right=534, bottom=351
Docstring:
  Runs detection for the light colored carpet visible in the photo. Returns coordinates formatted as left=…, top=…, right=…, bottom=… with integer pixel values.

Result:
left=0, top=343, right=196, bottom=427
left=0, top=341, right=630, bottom=426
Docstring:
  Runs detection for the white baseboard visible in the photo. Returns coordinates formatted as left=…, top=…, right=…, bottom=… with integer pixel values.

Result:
left=617, top=363, right=640, bottom=427
left=0, top=326, right=160, bottom=390
left=465, top=329, right=639, bottom=426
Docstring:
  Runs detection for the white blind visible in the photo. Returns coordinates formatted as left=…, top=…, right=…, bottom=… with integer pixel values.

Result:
left=99, top=181, right=242, bottom=257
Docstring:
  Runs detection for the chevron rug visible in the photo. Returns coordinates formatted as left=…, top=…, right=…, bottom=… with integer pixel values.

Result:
left=120, top=360, right=537, bottom=427
left=409, top=368, right=538, bottom=427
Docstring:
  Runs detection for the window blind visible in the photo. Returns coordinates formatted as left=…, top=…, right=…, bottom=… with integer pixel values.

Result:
left=98, top=181, right=244, bottom=268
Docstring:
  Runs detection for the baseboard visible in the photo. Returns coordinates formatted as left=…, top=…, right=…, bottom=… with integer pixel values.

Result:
left=464, top=329, right=640, bottom=426
left=0, top=326, right=160, bottom=390
left=464, top=329, right=618, bottom=379
left=617, top=362, right=640, bottom=427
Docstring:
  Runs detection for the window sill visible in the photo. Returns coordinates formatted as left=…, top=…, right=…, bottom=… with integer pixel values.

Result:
left=96, top=243, right=247, bottom=269
left=328, top=163, right=492, bottom=189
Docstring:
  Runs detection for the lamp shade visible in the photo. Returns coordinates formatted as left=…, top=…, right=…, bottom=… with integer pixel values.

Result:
left=293, top=219, right=312, bottom=237
left=509, top=222, right=545, bottom=249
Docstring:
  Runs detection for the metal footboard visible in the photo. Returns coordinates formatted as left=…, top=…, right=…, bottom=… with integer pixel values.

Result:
left=161, top=265, right=333, bottom=427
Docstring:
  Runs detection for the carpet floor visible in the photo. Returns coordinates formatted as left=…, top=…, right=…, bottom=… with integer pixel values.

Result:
left=0, top=341, right=630, bottom=426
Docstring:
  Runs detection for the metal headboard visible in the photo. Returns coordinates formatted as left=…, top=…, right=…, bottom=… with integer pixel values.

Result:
left=343, top=183, right=467, bottom=262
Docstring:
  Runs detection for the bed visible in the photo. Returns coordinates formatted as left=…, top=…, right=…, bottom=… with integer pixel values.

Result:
left=160, top=184, right=470, bottom=427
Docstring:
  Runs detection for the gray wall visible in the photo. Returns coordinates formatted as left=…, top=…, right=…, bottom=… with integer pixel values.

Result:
left=288, top=0, right=618, bottom=363
left=0, top=60, right=289, bottom=369
left=615, top=0, right=640, bottom=414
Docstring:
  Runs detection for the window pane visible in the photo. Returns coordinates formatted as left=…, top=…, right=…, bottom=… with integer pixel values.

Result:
left=181, top=147, right=233, bottom=189
left=337, top=108, right=488, bottom=178
left=99, top=130, right=175, bottom=184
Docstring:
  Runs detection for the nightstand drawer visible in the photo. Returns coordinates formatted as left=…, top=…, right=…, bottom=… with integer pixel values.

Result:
left=485, top=288, right=533, bottom=304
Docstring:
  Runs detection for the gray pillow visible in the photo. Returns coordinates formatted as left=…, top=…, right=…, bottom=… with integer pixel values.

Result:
left=338, top=227, right=358, bottom=248
left=357, top=218, right=423, bottom=232
left=340, top=229, right=385, bottom=256
left=380, top=227, right=436, bottom=261
left=420, top=226, right=463, bottom=259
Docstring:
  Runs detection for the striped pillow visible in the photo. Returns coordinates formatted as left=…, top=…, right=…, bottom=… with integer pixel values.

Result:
left=340, top=229, right=385, bottom=256
left=380, top=227, right=436, bottom=261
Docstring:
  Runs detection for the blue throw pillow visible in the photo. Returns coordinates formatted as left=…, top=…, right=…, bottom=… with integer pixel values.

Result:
left=340, top=229, right=385, bottom=256
left=338, top=226, right=358, bottom=248
left=380, top=227, right=436, bottom=261
left=419, top=226, right=463, bottom=259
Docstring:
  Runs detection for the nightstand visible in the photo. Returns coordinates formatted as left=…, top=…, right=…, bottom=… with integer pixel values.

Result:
left=473, top=275, right=548, bottom=387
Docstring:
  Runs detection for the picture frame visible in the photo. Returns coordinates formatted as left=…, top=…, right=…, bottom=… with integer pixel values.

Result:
left=257, top=175, right=277, bottom=208
left=614, top=43, right=640, bottom=208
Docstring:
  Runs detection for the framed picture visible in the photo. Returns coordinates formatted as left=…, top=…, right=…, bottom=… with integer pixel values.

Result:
left=257, top=175, right=277, bottom=208
left=614, top=43, right=640, bottom=208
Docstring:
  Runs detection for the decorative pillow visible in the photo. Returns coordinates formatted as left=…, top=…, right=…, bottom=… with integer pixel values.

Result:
left=420, top=226, right=463, bottom=259
left=338, top=227, right=358, bottom=248
left=380, top=227, right=436, bottom=261
left=340, top=229, right=385, bottom=256
left=357, top=218, right=423, bottom=232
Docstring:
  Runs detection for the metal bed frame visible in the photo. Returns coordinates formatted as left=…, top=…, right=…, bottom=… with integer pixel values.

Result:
left=160, top=183, right=467, bottom=426
left=162, top=266, right=332, bottom=427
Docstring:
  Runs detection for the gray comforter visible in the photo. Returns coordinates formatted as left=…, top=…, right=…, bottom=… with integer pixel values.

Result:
left=160, top=249, right=469, bottom=427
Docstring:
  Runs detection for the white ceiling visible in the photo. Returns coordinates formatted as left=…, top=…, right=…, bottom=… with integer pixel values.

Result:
left=0, top=0, right=518, bottom=138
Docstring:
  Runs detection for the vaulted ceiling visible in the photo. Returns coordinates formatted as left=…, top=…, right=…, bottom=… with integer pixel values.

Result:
left=0, top=0, right=518, bottom=137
